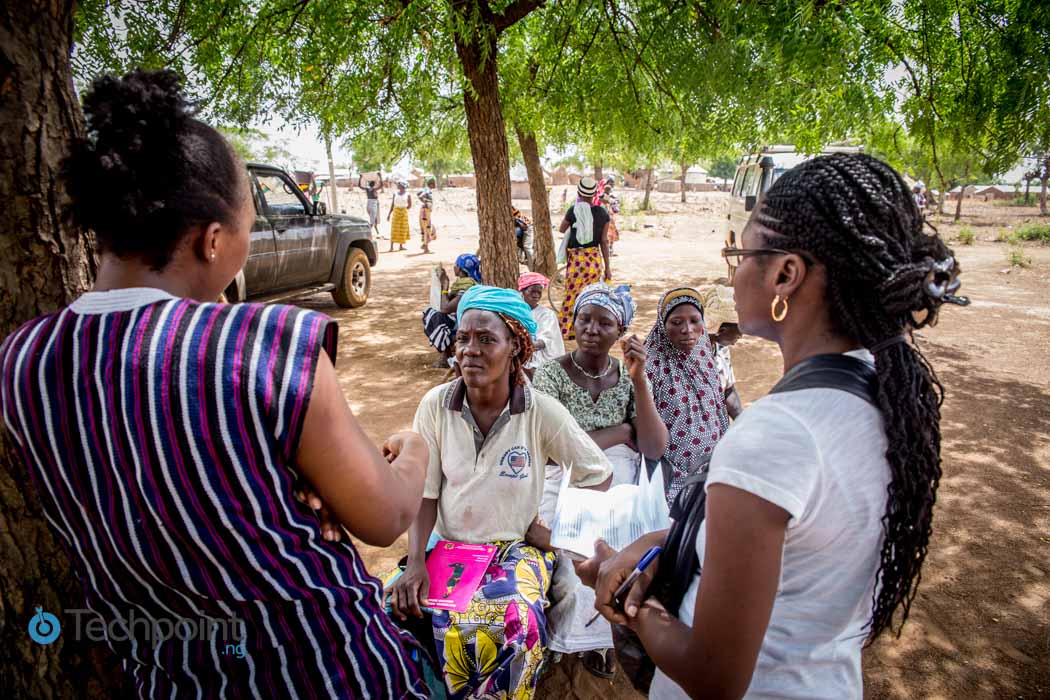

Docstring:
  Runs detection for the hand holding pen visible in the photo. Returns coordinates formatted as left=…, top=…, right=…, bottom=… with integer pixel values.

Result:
left=586, top=545, right=663, bottom=627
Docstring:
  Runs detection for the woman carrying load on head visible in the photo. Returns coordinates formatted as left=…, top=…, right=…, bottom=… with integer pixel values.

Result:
left=557, top=176, right=612, bottom=340
left=358, top=171, right=385, bottom=237
left=580, top=153, right=967, bottom=700
left=422, top=253, right=482, bottom=368
left=389, top=285, right=615, bottom=698
left=643, top=287, right=730, bottom=504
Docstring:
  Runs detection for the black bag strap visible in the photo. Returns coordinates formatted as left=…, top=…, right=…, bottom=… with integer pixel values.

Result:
left=770, top=353, right=877, bottom=406
left=653, top=353, right=878, bottom=616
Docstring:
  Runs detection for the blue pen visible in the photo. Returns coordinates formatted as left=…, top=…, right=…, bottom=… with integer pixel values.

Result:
left=585, top=545, right=662, bottom=627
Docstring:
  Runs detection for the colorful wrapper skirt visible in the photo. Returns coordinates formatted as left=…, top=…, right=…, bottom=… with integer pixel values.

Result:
left=421, top=205, right=435, bottom=242
left=557, top=246, right=605, bottom=340
left=391, top=206, right=411, bottom=244
left=431, top=540, right=554, bottom=699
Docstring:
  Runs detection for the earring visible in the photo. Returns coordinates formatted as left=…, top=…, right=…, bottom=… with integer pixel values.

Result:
left=771, top=294, right=789, bottom=322
left=210, top=253, right=216, bottom=260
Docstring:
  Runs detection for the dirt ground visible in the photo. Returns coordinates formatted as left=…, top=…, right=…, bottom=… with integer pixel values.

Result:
left=300, top=186, right=1050, bottom=698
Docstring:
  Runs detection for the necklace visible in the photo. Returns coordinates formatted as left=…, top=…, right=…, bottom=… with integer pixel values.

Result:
left=570, top=351, right=613, bottom=380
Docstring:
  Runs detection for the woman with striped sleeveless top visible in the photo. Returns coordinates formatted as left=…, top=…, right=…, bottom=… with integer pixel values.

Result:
left=0, top=70, right=429, bottom=699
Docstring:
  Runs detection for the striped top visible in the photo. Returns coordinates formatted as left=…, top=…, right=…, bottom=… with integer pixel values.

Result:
left=0, top=288, right=424, bottom=699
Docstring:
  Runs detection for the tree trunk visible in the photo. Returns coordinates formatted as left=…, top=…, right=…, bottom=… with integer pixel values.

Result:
left=1041, top=156, right=1049, bottom=217
left=515, top=127, right=556, bottom=277
left=953, top=162, right=970, bottom=223
left=323, top=130, right=339, bottom=213
left=453, top=19, right=518, bottom=289
left=0, top=1, right=122, bottom=696
left=680, top=161, right=688, bottom=204
left=642, top=166, right=655, bottom=210
left=593, top=159, right=603, bottom=182
left=1023, top=176, right=1032, bottom=205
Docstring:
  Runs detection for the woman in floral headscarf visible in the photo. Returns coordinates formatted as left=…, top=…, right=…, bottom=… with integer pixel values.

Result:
left=644, top=287, right=730, bottom=503
left=530, top=282, right=668, bottom=678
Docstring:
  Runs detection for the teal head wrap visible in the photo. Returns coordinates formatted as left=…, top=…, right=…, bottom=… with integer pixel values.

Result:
left=458, top=285, right=538, bottom=337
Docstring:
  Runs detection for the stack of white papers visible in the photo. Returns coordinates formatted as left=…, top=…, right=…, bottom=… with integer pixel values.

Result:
left=550, top=461, right=670, bottom=558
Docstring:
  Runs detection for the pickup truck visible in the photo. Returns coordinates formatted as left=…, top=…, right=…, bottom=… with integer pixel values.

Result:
left=222, top=163, right=377, bottom=308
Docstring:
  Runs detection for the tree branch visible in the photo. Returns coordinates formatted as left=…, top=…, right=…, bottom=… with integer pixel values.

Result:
left=494, top=0, right=546, bottom=33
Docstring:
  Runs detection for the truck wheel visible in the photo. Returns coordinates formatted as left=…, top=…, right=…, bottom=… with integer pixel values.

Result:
left=332, top=247, right=370, bottom=308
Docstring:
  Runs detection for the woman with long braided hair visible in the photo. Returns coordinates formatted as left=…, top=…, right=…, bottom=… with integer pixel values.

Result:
left=578, top=153, right=966, bottom=699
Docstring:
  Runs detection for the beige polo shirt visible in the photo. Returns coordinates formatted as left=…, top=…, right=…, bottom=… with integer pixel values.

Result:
left=413, top=379, right=613, bottom=544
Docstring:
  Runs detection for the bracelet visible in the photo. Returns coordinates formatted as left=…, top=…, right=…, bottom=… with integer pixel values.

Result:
left=441, top=290, right=449, bottom=295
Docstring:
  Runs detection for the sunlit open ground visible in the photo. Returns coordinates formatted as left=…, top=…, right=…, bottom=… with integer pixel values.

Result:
left=297, top=186, right=1050, bottom=698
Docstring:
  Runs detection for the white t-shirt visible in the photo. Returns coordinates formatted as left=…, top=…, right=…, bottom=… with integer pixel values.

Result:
left=715, top=343, right=735, bottom=391
left=527, top=305, right=565, bottom=369
left=651, top=350, right=890, bottom=700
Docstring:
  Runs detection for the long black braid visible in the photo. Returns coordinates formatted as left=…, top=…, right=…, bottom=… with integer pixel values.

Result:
left=754, top=152, right=963, bottom=640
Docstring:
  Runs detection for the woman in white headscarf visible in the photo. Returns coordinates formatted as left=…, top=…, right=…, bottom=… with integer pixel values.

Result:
left=556, top=176, right=612, bottom=339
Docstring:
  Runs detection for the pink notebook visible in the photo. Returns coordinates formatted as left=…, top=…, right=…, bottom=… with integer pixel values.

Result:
left=425, top=541, right=498, bottom=612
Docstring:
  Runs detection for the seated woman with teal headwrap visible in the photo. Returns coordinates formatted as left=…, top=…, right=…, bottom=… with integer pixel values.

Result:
left=423, top=253, right=482, bottom=368
left=390, top=285, right=614, bottom=699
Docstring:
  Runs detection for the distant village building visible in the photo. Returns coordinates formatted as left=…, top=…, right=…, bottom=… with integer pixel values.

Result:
left=948, top=184, right=1017, bottom=201
left=656, top=165, right=718, bottom=193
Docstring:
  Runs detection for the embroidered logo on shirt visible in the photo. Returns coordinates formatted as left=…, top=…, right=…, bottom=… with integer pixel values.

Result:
left=498, top=446, right=532, bottom=479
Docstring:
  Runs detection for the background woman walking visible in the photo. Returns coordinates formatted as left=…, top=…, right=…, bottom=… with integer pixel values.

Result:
left=387, top=180, right=412, bottom=252
left=557, top=176, right=612, bottom=339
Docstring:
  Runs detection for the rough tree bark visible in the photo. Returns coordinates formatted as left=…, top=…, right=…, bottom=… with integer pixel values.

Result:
left=515, top=127, right=555, bottom=277
left=323, top=130, right=339, bottom=213
left=451, top=1, right=526, bottom=289
left=1040, top=155, right=1049, bottom=217
left=0, top=1, right=120, bottom=696
left=593, top=159, right=602, bottom=182
left=953, top=161, right=970, bottom=223
left=642, top=166, right=655, bottom=210
left=680, top=161, right=688, bottom=203
left=1023, top=175, right=1032, bottom=205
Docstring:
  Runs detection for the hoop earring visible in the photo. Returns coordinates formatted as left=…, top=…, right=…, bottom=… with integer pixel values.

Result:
left=771, top=295, right=789, bottom=322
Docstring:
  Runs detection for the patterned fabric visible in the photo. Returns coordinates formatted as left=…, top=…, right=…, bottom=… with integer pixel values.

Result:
left=0, top=290, right=425, bottom=699
left=431, top=540, right=554, bottom=699
left=423, top=308, right=457, bottom=353
left=557, top=247, right=605, bottom=340
left=458, top=285, right=538, bottom=337
left=455, top=254, right=483, bottom=284
left=573, top=283, right=636, bottom=332
left=420, top=201, right=435, bottom=243
left=450, top=277, right=477, bottom=297
left=644, top=289, right=730, bottom=503
left=391, top=206, right=411, bottom=244
left=531, top=359, right=637, bottom=432
left=517, top=272, right=548, bottom=291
